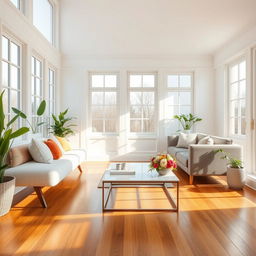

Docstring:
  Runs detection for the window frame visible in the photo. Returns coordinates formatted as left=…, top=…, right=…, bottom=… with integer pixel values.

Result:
left=89, top=72, right=120, bottom=136
left=48, top=66, right=56, bottom=116
left=128, top=71, right=158, bottom=136
left=227, top=57, right=247, bottom=138
left=1, top=33, right=23, bottom=127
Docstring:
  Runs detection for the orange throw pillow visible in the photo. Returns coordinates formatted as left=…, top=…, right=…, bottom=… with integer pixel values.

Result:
left=44, top=139, right=63, bottom=160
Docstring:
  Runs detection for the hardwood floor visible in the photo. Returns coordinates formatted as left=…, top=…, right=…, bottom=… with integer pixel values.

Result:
left=0, top=162, right=256, bottom=256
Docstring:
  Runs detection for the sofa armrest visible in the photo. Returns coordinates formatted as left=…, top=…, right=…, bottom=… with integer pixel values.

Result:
left=188, top=144, right=242, bottom=176
left=167, top=134, right=179, bottom=147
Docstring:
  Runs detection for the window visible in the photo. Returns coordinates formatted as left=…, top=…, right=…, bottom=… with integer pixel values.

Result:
left=33, top=0, right=53, bottom=43
left=31, top=56, right=43, bottom=130
left=1, top=35, right=22, bottom=128
left=129, top=73, right=157, bottom=133
left=228, top=60, right=246, bottom=136
left=166, top=74, right=193, bottom=131
left=48, top=68, right=56, bottom=117
left=10, top=0, right=20, bottom=9
left=89, top=73, right=119, bottom=133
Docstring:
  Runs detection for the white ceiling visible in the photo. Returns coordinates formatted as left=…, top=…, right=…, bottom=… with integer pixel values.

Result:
left=60, top=0, right=256, bottom=57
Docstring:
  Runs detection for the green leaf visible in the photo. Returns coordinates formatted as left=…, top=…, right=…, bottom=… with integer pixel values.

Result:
left=10, top=127, right=29, bottom=139
left=0, top=91, right=5, bottom=136
left=37, top=122, right=45, bottom=127
left=12, top=107, right=27, bottom=119
left=37, top=100, right=46, bottom=116
left=6, top=114, right=19, bottom=128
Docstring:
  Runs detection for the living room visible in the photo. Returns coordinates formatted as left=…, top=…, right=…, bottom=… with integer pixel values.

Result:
left=0, top=0, right=256, bottom=255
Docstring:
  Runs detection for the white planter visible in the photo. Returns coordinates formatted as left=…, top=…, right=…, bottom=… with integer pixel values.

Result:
left=227, top=166, right=246, bottom=190
left=183, top=130, right=191, bottom=134
left=0, top=176, right=16, bottom=216
left=157, top=168, right=171, bottom=176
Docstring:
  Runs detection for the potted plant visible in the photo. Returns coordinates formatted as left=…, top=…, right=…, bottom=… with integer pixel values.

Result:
left=149, top=153, right=177, bottom=176
left=0, top=91, right=29, bottom=216
left=50, top=109, right=76, bottom=138
left=215, top=149, right=245, bottom=190
left=173, top=113, right=202, bottom=133
left=12, top=100, right=46, bottom=138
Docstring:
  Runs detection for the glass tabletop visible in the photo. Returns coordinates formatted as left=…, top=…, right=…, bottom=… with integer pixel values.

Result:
left=101, top=162, right=179, bottom=182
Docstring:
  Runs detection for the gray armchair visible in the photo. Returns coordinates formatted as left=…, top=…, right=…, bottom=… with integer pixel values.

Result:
left=167, top=133, right=242, bottom=184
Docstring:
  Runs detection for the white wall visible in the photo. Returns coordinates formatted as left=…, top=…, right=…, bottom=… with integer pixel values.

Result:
left=61, top=55, right=215, bottom=160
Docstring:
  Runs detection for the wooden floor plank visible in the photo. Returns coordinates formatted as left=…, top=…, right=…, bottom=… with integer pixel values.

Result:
left=0, top=162, right=256, bottom=256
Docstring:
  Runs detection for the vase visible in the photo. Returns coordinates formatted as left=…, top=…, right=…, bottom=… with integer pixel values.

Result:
left=157, top=168, right=171, bottom=176
left=227, top=166, right=245, bottom=190
left=0, top=176, right=16, bottom=216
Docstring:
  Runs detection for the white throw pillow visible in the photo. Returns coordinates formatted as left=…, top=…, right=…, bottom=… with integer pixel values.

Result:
left=176, top=133, right=197, bottom=148
left=198, top=136, right=214, bottom=145
left=49, top=134, right=65, bottom=153
left=28, top=138, right=53, bottom=164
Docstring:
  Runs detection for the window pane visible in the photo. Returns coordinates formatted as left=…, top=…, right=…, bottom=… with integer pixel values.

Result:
left=167, top=75, right=178, bottom=88
left=230, top=101, right=238, bottom=117
left=2, top=61, right=9, bottom=86
left=167, top=105, right=179, bottom=117
left=92, top=92, right=104, bottom=105
left=35, top=78, right=41, bottom=96
left=143, top=92, right=154, bottom=105
left=230, top=65, right=238, bottom=83
left=10, top=42, right=19, bottom=66
left=92, top=75, right=104, bottom=87
left=105, top=75, right=117, bottom=88
left=241, top=118, right=246, bottom=135
left=130, top=120, right=141, bottom=132
left=180, top=106, right=191, bottom=115
left=180, top=92, right=191, bottom=105
left=92, top=120, right=103, bottom=132
left=180, top=75, right=191, bottom=88
left=143, top=120, right=154, bottom=132
left=143, top=106, right=154, bottom=119
left=230, top=83, right=238, bottom=100
left=130, top=75, right=141, bottom=87
left=143, top=75, right=154, bottom=88
left=105, top=120, right=116, bottom=132
left=105, top=106, right=117, bottom=119
left=10, top=90, right=18, bottom=108
left=92, top=106, right=104, bottom=118
left=10, top=66, right=19, bottom=89
left=130, top=106, right=142, bottom=118
left=240, top=100, right=246, bottom=116
left=167, top=92, right=178, bottom=105
left=33, top=0, right=53, bottom=43
left=36, top=60, right=41, bottom=77
left=239, top=80, right=246, bottom=98
left=234, top=118, right=238, bottom=134
left=239, top=61, right=246, bottom=80
left=31, top=57, right=35, bottom=75
left=105, top=92, right=116, bottom=105
left=3, top=90, right=8, bottom=113
left=130, top=92, right=142, bottom=105
left=2, top=36, right=9, bottom=60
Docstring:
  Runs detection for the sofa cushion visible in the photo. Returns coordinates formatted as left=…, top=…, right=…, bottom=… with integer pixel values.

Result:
left=167, top=146, right=188, bottom=157
left=28, top=139, right=53, bottom=164
left=8, top=144, right=32, bottom=167
left=176, top=133, right=197, bottom=148
left=56, top=136, right=72, bottom=151
left=176, top=151, right=189, bottom=167
left=44, top=139, right=63, bottom=160
left=210, top=135, right=233, bottom=144
left=198, top=136, right=214, bottom=145
left=49, top=134, right=65, bottom=153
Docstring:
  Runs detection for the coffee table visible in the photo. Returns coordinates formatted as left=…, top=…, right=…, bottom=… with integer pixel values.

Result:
left=101, top=162, right=179, bottom=212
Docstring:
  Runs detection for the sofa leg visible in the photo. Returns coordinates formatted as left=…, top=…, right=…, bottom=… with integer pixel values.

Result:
left=78, top=164, right=83, bottom=173
left=34, top=187, right=47, bottom=208
left=189, top=175, right=194, bottom=185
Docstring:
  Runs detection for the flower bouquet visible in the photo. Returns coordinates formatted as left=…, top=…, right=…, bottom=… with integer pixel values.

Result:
left=149, top=153, right=177, bottom=176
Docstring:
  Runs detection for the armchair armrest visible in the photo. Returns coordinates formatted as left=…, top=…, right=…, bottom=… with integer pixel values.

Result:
left=188, top=144, right=242, bottom=176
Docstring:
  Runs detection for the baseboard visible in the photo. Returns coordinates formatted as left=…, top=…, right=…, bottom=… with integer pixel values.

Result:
left=12, top=187, right=34, bottom=206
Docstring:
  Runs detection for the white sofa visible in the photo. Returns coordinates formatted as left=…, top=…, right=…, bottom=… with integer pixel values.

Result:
left=6, top=149, right=86, bottom=208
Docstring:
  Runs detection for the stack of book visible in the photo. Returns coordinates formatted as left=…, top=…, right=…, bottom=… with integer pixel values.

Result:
left=109, top=163, right=135, bottom=175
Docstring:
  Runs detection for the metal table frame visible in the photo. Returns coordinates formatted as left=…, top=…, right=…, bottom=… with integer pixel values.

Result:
left=102, top=180, right=179, bottom=212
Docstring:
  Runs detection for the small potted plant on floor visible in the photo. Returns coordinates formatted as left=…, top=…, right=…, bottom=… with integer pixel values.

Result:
left=149, top=153, right=177, bottom=175
left=0, top=91, right=29, bottom=216
left=173, top=113, right=202, bottom=133
left=215, top=149, right=245, bottom=190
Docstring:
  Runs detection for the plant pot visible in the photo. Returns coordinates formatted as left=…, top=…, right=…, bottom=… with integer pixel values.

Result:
left=157, top=168, right=171, bottom=176
left=0, top=176, right=16, bottom=216
left=227, top=166, right=245, bottom=190
left=183, top=130, right=191, bottom=134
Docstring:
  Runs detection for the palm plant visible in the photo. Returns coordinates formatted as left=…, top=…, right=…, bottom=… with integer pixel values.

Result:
left=50, top=109, right=76, bottom=137
left=173, top=113, right=202, bottom=131
left=0, top=91, right=29, bottom=183
left=215, top=149, right=243, bottom=168
left=12, top=100, right=46, bottom=134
